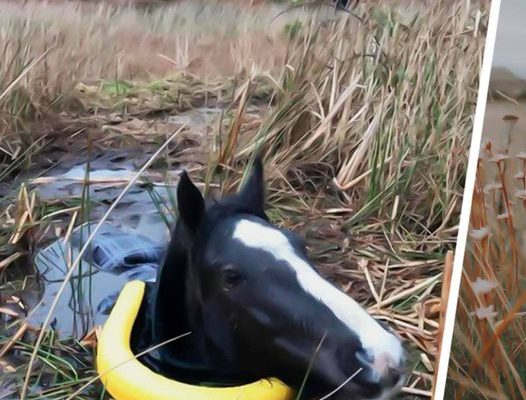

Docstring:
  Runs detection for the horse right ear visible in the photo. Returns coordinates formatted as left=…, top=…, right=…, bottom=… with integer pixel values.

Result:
left=177, top=171, right=205, bottom=233
left=236, top=154, right=266, bottom=219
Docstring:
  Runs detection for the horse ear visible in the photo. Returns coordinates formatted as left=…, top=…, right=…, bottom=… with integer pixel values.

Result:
left=238, top=155, right=266, bottom=218
left=177, top=171, right=205, bottom=232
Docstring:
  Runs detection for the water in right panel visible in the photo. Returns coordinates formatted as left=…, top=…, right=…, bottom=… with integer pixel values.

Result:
left=448, top=0, right=526, bottom=398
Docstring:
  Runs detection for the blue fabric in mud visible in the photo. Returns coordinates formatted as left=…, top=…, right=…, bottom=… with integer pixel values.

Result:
left=70, top=222, right=165, bottom=283
left=32, top=221, right=166, bottom=334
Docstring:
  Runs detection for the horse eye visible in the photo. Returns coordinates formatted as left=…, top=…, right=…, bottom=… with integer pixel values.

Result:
left=222, top=267, right=244, bottom=289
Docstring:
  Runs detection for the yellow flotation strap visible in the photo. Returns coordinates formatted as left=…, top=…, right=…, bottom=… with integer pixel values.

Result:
left=96, top=280, right=294, bottom=400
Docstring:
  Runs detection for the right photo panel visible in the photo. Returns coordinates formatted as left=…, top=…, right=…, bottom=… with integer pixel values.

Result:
left=448, top=0, right=526, bottom=398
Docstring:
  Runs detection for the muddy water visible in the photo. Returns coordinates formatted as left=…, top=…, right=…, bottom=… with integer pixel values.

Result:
left=21, top=107, right=222, bottom=338
left=29, top=261, right=130, bottom=338
left=27, top=152, right=175, bottom=337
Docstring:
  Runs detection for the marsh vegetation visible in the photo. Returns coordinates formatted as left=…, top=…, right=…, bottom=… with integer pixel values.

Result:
left=448, top=98, right=526, bottom=399
left=0, top=0, right=488, bottom=398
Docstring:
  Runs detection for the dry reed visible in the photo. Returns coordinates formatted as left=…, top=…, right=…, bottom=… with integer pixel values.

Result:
left=448, top=108, right=526, bottom=399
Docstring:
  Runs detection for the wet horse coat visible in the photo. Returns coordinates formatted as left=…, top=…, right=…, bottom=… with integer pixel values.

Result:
left=133, top=158, right=405, bottom=399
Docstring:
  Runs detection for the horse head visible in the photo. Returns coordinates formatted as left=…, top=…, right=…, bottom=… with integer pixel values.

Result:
left=148, top=158, right=405, bottom=399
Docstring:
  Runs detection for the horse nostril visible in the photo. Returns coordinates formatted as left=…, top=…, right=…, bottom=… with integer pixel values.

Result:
left=385, top=367, right=402, bottom=386
left=354, top=350, right=404, bottom=388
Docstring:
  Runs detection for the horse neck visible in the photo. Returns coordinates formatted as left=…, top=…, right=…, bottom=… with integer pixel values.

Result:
left=150, top=222, right=205, bottom=351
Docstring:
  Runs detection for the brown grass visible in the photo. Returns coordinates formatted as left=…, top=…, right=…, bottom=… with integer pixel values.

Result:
left=0, top=0, right=309, bottom=88
left=448, top=114, right=526, bottom=399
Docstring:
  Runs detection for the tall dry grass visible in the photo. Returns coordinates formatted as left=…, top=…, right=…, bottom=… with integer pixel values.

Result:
left=0, top=0, right=315, bottom=145
left=448, top=113, right=526, bottom=399
left=0, top=0, right=314, bottom=94
left=0, top=0, right=488, bottom=398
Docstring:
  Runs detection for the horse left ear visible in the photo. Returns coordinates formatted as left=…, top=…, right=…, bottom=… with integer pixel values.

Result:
left=177, top=170, right=205, bottom=233
left=237, top=155, right=266, bottom=219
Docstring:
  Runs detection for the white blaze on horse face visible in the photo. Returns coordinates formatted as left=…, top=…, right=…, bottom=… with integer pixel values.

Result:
left=232, top=219, right=404, bottom=382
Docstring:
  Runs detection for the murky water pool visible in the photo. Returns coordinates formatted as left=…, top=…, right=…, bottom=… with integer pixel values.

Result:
left=13, top=107, right=223, bottom=338
left=27, top=153, right=175, bottom=337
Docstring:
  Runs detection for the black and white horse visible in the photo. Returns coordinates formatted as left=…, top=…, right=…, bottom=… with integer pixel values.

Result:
left=135, top=158, right=405, bottom=399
